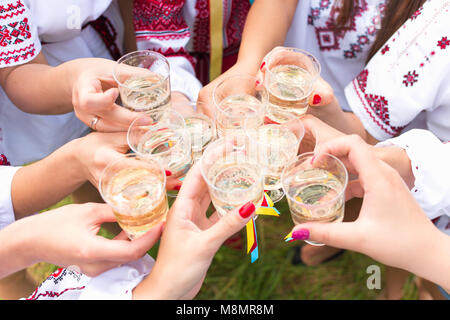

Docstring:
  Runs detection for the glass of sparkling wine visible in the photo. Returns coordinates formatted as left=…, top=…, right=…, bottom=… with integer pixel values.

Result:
left=171, top=100, right=217, bottom=163
left=246, top=113, right=305, bottom=203
left=200, top=134, right=264, bottom=217
left=264, top=48, right=321, bottom=123
left=113, top=50, right=171, bottom=113
left=213, top=74, right=267, bottom=138
left=281, top=152, right=348, bottom=246
left=127, top=109, right=192, bottom=197
left=99, top=154, right=169, bottom=240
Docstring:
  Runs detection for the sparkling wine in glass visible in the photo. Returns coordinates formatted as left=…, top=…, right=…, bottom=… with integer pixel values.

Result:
left=213, top=74, right=267, bottom=138
left=99, top=155, right=169, bottom=240
left=114, top=50, right=171, bottom=113
left=200, top=134, right=264, bottom=217
left=281, top=152, right=348, bottom=246
left=264, top=48, right=321, bottom=123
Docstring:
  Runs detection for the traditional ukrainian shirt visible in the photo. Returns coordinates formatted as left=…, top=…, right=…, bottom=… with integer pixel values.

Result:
left=377, top=129, right=450, bottom=236
left=345, top=0, right=450, bottom=142
left=285, top=0, right=388, bottom=111
left=0, top=0, right=124, bottom=165
left=133, top=0, right=250, bottom=102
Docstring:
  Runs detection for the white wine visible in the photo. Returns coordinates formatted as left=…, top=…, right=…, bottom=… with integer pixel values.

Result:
left=137, top=126, right=192, bottom=179
left=285, top=168, right=344, bottom=224
left=266, top=64, right=313, bottom=121
left=256, top=124, right=299, bottom=190
left=216, top=94, right=264, bottom=137
left=121, top=74, right=170, bottom=112
left=185, top=115, right=215, bottom=162
left=207, top=161, right=264, bottom=217
left=106, top=167, right=168, bottom=240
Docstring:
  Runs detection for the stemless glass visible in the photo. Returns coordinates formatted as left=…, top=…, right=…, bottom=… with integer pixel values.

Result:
left=246, top=113, right=305, bottom=203
left=200, top=134, right=264, bottom=217
left=172, top=100, right=216, bottom=163
left=113, top=50, right=171, bottom=113
left=213, top=74, right=267, bottom=138
left=99, top=154, right=168, bottom=240
left=127, top=109, right=192, bottom=197
left=281, top=152, right=348, bottom=246
left=264, top=47, right=321, bottom=123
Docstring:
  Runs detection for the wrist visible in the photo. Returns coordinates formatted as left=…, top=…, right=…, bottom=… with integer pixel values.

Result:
left=65, top=137, right=91, bottom=186
left=132, top=267, right=175, bottom=300
left=373, top=146, right=415, bottom=189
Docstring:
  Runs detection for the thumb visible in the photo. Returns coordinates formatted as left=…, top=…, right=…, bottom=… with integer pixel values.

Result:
left=287, top=221, right=358, bottom=251
left=204, top=202, right=256, bottom=250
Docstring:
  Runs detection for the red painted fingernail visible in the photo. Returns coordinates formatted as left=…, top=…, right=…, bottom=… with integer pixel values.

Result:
left=255, top=80, right=261, bottom=87
left=260, top=61, right=266, bottom=71
left=165, top=170, right=172, bottom=176
left=312, top=94, right=322, bottom=105
left=310, top=155, right=316, bottom=165
left=239, top=202, right=255, bottom=219
left=292, top=229, right=310, bottom=240
left=174, top=184, right=182, bottom=191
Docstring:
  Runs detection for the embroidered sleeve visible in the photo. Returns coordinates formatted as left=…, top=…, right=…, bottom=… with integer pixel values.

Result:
left=376, top=129, right=450, bottom=220
left=133, top=0, right=202, bottom=101
left=0, top=165, right=20, bottom=230
left=26, top=255, right=155, bottom=300
left=0, top=0, right=41, bottom=68
left=345, top=0, right=450, bottom=141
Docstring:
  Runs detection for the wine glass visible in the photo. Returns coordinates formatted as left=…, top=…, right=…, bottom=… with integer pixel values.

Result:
left=281, top=152, right=348, bottom=246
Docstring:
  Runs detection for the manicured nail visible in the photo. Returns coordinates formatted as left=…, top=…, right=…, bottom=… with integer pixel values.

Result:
left=310, top=155, right=316, bottom=165
left=260, top=61, right=266, bottom=71
left=174, top=183, right=182, bottom=191
left=292, top=229, right=310, bottom=241
left=165, top=170, right=172, bottom=176
left=239, top=202, right=255, bottom=219
left=255, top=80, right=261, bottom=87
left=312, top=94, right=322, bottom=105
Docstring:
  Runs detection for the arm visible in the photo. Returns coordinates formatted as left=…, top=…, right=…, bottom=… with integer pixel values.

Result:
left=118, top=0, right=137, bottom=53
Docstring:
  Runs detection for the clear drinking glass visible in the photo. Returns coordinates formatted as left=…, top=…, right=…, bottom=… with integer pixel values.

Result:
left=264, top=48, right=321, bottom=123
left=281, top=152, right=348, bottom=246
left=213, top=74, right=267, bottom=138
left=246, top=113, right=305, bottom=203
left=127, top=109, right=192, bottom=197
left=113, top=50, right=171, bottom=113
left=98, top=154, right=169, bottom=240
left=171, top=100, right=216, bottom=163
left=200, top=134, right=264, bottom=217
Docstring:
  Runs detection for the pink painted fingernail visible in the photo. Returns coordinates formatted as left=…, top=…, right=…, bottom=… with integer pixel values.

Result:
left=165, top=170, right=172, bottom=176
left=174, top=183, right=182, bottom=191
left=239, top=202, right=255, bottom=219
left=292, top=229, right=310, bottom=240
left=310, top=155, right=316, bottom=165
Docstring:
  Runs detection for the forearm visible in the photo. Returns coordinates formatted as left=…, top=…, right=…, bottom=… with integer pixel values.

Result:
left=3, top=57, right=116, bottom=115
left=11, top=139, right=85, bottom=219
left=236, top=0, right=298, bottom=73
left=0, top=217, right=38, bottom=278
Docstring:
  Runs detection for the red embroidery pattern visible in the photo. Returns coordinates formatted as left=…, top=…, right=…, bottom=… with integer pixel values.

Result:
left=0, top=16, right=31, bottom=47
left=0, top=42, right=34, bottom=65
left=354, top=69, right=404, bottom=136
left=402, top=70, right=419, bottom=87
left=0, top=154, right=10, bottom=166
left=381, top=44, right=390, bottom=55
left=437, top=36, right=450, bottom=50
left=133, top=0, right=189, bottom=41
left=152, top=46, right=196, bottom=69
left=0, top=0, right=25, bottom=20
left=225, top=0, right=250, bottom=49
left=27, top=286, right=86, bottom=300
left=193, top=0, right=210, bottom=52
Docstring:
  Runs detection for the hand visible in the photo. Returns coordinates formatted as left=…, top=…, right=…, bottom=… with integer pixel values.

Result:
left=71, top=58, right=141, bottom=132
left=18, top=203, right=163, bottom=277
left=287, top=135, right=441, bottom=274
left=298, top=114, right=345, bottom=154
left=132, top=164, right=256, bottom=300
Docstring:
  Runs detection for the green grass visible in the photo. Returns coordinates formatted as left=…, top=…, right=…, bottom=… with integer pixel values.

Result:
left=27, top=197, right=419, bottom=300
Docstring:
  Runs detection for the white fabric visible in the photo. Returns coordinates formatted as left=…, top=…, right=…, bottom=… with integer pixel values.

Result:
left=0, top=0, right=124, bottom=166
left=345, top=0, right=450, bottom=142
left=377, top=129, right=450, bottom=220
left=285, top=0, right=387, bottom=111
left=26, top=254, right=154, bottom=300
left=0, top=166, right=20, bottom=230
